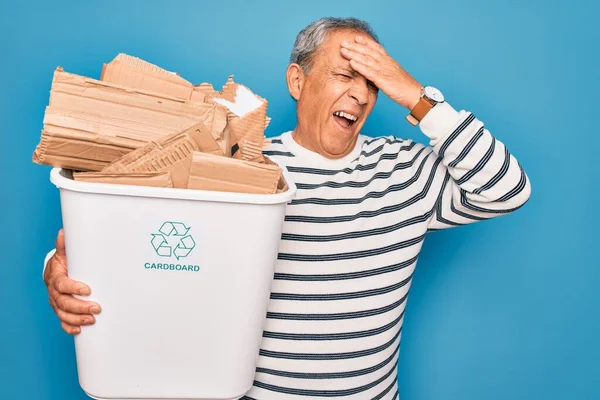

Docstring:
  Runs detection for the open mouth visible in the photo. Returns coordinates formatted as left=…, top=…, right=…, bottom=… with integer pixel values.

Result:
left=333, top=111, right=358, bottom=130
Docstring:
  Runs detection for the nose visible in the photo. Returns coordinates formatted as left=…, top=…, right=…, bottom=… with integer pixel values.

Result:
left=348, top=75, right=369, bottom=105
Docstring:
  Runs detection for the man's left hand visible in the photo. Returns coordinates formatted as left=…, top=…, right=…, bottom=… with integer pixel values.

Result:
left=341, top=35, right=422, bottom=110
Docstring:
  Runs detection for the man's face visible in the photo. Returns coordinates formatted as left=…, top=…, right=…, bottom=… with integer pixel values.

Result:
left=290, top=29, right=379, bottom=158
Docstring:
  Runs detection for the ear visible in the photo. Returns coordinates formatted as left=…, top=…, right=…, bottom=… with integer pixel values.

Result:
left=286, top=63, right=305, bottom=101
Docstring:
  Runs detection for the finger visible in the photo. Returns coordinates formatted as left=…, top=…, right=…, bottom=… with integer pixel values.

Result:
left=61, top=321, right=81, bottom=335
left=56, top=307, right=96, bottom=327
left=49, top=296, right=58, bottom=312
left=55, top=229, right=66, bottom=257
left=341, top=40, right=382, bottom=61
left=349, top=59, right=379, bottom=80
left=355, top=35, right=387, bottom=56
left=52, top=273, right=91, bottom=296
left=52, top=291, right=101, bottom=314
left=340, top=48, right=380, bottom=71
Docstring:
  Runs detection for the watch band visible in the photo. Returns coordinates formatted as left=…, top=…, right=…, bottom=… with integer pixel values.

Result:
left=405, top=96, right=436, bottom=126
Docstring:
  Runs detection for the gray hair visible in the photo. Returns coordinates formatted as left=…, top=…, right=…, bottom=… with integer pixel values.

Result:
left=290, top=17, right=380, bottom=74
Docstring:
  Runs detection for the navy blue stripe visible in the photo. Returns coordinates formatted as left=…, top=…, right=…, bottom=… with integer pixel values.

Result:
left=270, top=274, right=413, bottom=301
left=277, top=234, right=424, bottom=262
left=263, top=150, right=295, bottom=157
left=259, top=327, right=401, bottom=360
left=267, top=291, right=409, bottom=321
left=433, top=173, right=462, bottom=227
left=274, top=254, right=418, bottom=281
left=286, top=142, right=418, bottom=176
left=281, top=212, right=432, bottom=242
left=438, top=113, right=475, bottom=158
left=252, top=360, right=397, bottom=397
left=255, top=343, right=400, bottom=379
left=460, top=187, right=525, bottom=214
left=372, top=376, right=397, bottom=400
left=263, top=310, right=404, bottom=341
left=363, top=136, right=406, bottom=146
left=474, top=146, right=510, bottom=195
left=456, top=136, right=496, bottom=185
left=495, top=166, right=527, bottom=202
left=449, top=196, right=488, bottom=221
left=293, top=147, right=427, bottom=190
left=448, top=126, right=484, bottom=167
left=288, top=165, right=435, bottom=205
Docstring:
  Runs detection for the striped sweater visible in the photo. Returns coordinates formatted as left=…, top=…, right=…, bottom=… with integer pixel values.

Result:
left=240, top=101, right=531, bottom=399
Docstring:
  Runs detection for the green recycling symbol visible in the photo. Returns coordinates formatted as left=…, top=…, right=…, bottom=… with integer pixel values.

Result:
left=151, top=222, right=196, bottom=260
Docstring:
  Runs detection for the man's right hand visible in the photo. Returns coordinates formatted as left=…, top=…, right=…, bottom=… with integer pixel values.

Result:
left=44, top=229, right=102, bottom=335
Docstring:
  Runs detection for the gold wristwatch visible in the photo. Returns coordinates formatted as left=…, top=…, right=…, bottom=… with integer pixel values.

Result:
left=405, top=86, right=445, bottom=126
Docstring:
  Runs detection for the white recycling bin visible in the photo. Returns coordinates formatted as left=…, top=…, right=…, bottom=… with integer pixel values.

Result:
left=50, top=166, right=296, bottom=400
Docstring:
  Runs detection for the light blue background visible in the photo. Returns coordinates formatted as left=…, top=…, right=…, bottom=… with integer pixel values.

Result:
left=1, top=0, right=598, bottom=399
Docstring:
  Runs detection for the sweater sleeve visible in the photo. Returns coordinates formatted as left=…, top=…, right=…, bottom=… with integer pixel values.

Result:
left=418, top=101, right=531, bottom=230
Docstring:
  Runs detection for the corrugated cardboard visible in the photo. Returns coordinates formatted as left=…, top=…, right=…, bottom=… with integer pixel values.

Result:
left=227, top=102, right=268, bottom=161
left=191, top=82, right=217, bottom=103
left=32, top=54, right=283, bottom=195
left=101, top=53, right=194, bottom=100
left=73, top=171, right=173, bottom=188
left=209, top=76, right=270, bottom=161
left=239, top=139, right=264, bottom=163
left=32, top=127, right=139, bottom=170
left=187, top=152, right=282, bottom=194
left=263, top=156, right=289, bottom=193
left=32, top=68, right=228, bottom=171
left=103, top=122, right=217, bottom=188
left=100, top=57, right=230, bottom=156
left=202, top=105, right=230, bottom=156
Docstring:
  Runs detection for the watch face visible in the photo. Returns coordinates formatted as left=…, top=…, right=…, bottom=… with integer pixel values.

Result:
left=424, top=86, right=444, bottom=103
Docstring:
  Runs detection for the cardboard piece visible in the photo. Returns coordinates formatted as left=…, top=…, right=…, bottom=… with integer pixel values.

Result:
left=209, top=76, right=270, bottom=161
left=239, top=139, right=264, bottom=163
left=227, top=102, right=268, bottom=161
left=100, top=55, right=230, bottom=155
left=191, top=82, right=217, bottom=103
left=203, top=105, right=230, bottom=156
left=32, top=68, right=228, bottom=171
left=103, top=122, right=218, bottom=188
left=101, top=53, right=194, bottom=100
left=32, top=127, right=139, bottom=170
left=187, top=152, right=282, bottom=194
left=73, top=171, right=173, bottom=188
left=263, top=156, right=289, bottom=193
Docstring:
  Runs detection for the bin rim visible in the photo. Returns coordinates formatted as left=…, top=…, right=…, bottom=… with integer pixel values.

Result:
left=50, top=164, right=296, bottom=205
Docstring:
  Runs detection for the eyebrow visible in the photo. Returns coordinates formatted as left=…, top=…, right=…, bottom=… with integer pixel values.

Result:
left=332, top=67, right=378, bottom=89
left=334, top=67, right=357, bottom=76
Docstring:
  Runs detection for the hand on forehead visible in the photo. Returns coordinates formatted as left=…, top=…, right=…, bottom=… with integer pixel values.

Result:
left=341, top=34, right=387, bottom=68
left=338, top=31, right=423, bottom=109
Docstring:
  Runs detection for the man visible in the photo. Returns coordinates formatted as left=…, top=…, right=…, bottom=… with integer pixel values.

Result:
left=43, top=17, right=530, bottom=399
